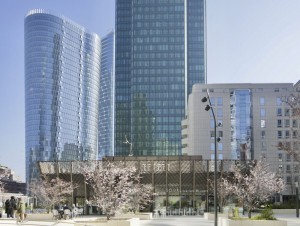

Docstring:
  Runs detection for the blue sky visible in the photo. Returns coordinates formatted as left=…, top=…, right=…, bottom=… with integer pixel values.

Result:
left=0, top=0, right=300, bottom=181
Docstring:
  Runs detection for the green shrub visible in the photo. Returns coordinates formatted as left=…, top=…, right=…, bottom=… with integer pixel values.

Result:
left=251, top=208, right=276, bottom=220
left=233, top=207, right=239, bottom=217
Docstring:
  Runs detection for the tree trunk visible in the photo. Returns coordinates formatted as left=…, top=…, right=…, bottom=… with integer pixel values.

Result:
left=247, top=207, right=252, bottom=218
left=107, top=214, right=111, bottom=220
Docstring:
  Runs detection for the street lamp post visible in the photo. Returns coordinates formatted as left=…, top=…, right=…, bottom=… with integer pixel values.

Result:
left=124, top=135, right=133, bottom=156
left=296, top=182, right=299, bottom=218
left=202, top=90, right=218, bottom=226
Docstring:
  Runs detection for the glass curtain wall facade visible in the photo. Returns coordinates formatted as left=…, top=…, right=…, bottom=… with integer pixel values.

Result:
left=115, top=0, right=206, bottom=156
left=99, top=31, right=115, bottom=158
left=25, top=9, right=101, bottom=183
left=230, top=89, right=252, bottom=160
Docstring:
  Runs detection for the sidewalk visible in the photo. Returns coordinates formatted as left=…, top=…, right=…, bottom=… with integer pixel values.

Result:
left=0, top=214, right=299, bottom=226
left=0, top=217, right=75, bottom=225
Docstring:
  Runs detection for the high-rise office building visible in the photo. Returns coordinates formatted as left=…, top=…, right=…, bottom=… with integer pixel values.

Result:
left=25, top=9, right=101, bottom=183
left=115, top=0, right=206, bottom=156
left=99, top=31, right=115, bottom=157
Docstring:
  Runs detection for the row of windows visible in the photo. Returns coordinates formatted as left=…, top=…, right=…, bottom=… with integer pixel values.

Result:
left=277, top=119, right=298, bottom=128
left=277, top=130, right=298, bottom=139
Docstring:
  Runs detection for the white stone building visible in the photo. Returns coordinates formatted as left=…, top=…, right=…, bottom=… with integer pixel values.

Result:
left=182, top=81, right=300, bottom=198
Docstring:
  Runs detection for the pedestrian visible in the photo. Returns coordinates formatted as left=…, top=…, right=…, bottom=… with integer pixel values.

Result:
left=5, top=199, right=11, bottom=218
left=9, top=196, right=17, bottom=218
left=16, top=197, right=26, bottom=223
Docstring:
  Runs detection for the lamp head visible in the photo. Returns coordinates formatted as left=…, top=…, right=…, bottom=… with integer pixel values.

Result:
left=205, top=105, right=211, bottom=111
left=201, top=97, right=208, bottom=103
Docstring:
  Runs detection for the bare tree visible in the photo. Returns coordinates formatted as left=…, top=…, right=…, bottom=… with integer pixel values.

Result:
left=82, top=161, right=153, bottom=220
left=223, top=159, right=285, bottom=218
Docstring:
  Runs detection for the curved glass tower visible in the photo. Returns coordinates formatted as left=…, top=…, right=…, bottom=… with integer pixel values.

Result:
left=25, top=9, right=101, bottom=183
left=99, top=31, right=115, bottom=158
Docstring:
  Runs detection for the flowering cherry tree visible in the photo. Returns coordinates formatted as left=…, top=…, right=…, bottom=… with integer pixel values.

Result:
left=127, top=182, right=154, bottom=213
left=82, top=161, right=153, bottom=219
left=0, top=165, right=10, bottom=193
left=208, top=176, right=235, bottom=212
left=223, top=159, right=285, bottom=218
left=29, top=175, right=75, bottom=209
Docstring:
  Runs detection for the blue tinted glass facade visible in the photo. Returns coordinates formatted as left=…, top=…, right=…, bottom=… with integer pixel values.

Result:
left=99, top=31, right=115, bottom=158
left=230, top=89, right=252, bottom=160
left=115, top=0, right=206, bottom=156
left=25, top=9, right=101, bottom=182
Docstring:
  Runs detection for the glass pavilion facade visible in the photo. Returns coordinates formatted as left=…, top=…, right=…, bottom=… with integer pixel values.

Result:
left=25, top=9, right=101, bottom=183
left=39, top=156, right=238, bottom=214
left=98, top=31, right=115, bottom=158
left=115, top=0, right=207, bottom=156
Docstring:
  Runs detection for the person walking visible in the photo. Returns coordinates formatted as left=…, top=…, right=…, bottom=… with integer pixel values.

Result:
left=5, top=199, right=11, bottom=218
left=9, top=196, right=17, bottom=218
left=16, top=197, right=26, bottom=224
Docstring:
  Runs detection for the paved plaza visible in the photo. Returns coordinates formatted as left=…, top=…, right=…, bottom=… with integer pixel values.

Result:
left=0, top=214, right=299, bottom=226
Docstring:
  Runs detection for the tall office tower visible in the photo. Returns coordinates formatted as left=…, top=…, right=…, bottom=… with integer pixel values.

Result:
left=25, top=9, right=101, bottom=183
left=115, top=0, right=206, bottom=156
left=99, top=31, right=115, bottom=158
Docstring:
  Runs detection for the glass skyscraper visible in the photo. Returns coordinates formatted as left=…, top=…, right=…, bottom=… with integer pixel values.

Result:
left=115, top=0, right=206, bottom=156
left=99, top=31, right=115, bottom=157
left=25, top=9, right=101, bottom=183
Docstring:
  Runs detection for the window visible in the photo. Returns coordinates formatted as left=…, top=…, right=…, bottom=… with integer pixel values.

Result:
left=278, top=164, right=283, bottom=172
left=260, top=109, right=266, bottom=117
left=218, top=154, right=223, bottom=160
left=210, top=119, right=214, bottom=129
left=285, top=131, right=290, bottom=139
left=286, top=154, right=291, bottom=162
left=217, top=97, right=223, bottom=106
left=261, top=141, right=266, bottom=150
left=277, top=119, right=282, bottom=128
left=284, top=109, right=290, bottom=117
left=294, top=166, right=299, bottom=174
left=293, top=131, right=298, bottom=139
left=286, top=176, right=291, bottom=184
left=210, top=154, right=215, bottom=160
left=293, top=120, right=298, bottom=128
left=210, top=143, right=215, bottom=151
left=218, top=119, right=223, bottom=127
left=277, top=108, right=282, bottom=116
left=277, top=131, right=282, bottom=139
left=261, top=130, right=266, bottom=139
left=218, top=131, right=223, bottom=138
left=260, top=97, right=265, bottom=106
left=276, top=97, right=282, bottom=106
left=218, top=143, right=223, bottom=151
left=286, top=165, right=291, bottom=173
left=261, top=120, right=266, bottom=128
left=217, top=109, right=223, bottom=117
left=210, top=131, right=214, bottom=139
left=285, top=119, right=290, bottom=128
left=278, top=153, right=283, bottom=161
